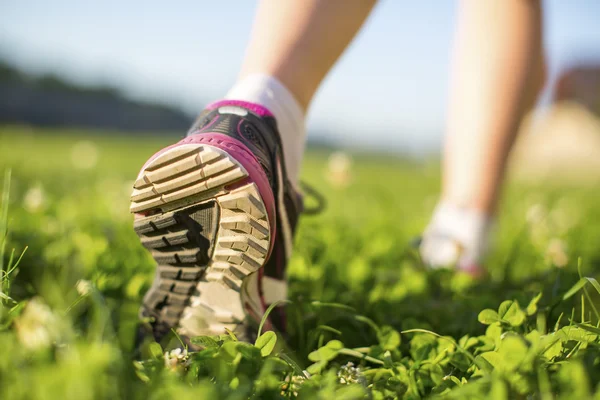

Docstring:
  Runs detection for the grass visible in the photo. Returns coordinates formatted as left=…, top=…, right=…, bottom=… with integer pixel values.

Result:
left=1, top=125, right=600, bottom=399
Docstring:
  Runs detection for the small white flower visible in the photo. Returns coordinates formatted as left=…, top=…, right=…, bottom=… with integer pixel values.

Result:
left=326, top=151, right=352, bottom=188
left=546, top=238, right=569, bottom=267
left=163, top=347, right=189, bottom=371
left=71, top=141, right=99, bottom=170
left=170, top=348, right=182, bottom=357
left=337, top=362, right=366, bottom=386
left=283, top=372, right=308, bottom=396
left=76, top=280, right=93, bottom=296
left=24, top=185, right=46, bottom=212
left=15, top=297, right=62, bottom=351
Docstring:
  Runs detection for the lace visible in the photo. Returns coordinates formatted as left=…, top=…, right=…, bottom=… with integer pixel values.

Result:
left=299, top=181, right=326, bottom=215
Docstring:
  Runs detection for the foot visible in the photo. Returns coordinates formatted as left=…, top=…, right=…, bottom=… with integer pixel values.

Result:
left=418, top=202, right=491, bottom=277
left=417, top=234, right=484, bottom=277
left=130, top=100, right=302, bottom=343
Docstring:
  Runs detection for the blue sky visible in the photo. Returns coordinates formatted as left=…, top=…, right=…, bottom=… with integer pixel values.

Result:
left=1, top=1, right=599, bottom=153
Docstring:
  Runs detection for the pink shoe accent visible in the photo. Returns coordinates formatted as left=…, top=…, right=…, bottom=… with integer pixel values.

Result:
left=206, top=100, right=274, bottom=118
left=459, top=263, right=484, bottom=278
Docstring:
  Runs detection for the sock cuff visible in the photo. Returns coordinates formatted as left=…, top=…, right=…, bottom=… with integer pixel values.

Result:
left=206, top=99, right=275, bottom=118
left=225, top=74, right=305, bottom=130
left=225, top=74, right=306, bottom=186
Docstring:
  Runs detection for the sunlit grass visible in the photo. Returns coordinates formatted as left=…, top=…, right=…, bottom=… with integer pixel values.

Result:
left=1, top=126, right=599, bottom=399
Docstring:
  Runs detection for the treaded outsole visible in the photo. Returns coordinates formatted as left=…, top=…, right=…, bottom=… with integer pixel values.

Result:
left=131, top=144, right=271, bottom=339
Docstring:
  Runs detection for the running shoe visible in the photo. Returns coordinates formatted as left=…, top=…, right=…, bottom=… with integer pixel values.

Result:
left=130, top=100, right=302, bottom=343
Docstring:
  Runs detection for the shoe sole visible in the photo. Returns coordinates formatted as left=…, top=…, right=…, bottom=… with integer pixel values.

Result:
left=130, top=143, right=271, bottom=338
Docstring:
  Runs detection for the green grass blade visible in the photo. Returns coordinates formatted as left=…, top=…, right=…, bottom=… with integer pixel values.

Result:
left=0, top=169, right=11, bottom=274
left=257, top=299, right=291, bottom=338
left=583, top=277, right=600, bottom=295
left=562, top=278, right=588, bottom=301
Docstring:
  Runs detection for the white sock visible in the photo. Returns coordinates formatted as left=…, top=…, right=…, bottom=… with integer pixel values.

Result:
left=225, top=74, right=306, bottom=187
left=420, top=201, right=493, bottom=269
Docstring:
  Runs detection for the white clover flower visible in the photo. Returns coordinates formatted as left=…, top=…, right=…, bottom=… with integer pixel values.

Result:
left=283, top=372, right=309, bottom=396
left=24, top=185, right=46, bottom=212
left=546, top=238, right=569, bottom=268
left=163, top=347, right=189, bottom=371
left=326, top=151, right=352, bottom=188
left=71, top=141, right=99, bottom=170
left=15, top=297, right=62, bottom=351
left=337, top=362, right=367, bottom=386
left=76, top=279, right=93, bottom=296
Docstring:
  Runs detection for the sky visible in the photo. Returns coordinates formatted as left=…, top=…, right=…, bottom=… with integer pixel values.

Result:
left=1, top=0, right=599, bottom=153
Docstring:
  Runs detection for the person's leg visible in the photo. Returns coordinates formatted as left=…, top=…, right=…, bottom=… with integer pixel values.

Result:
left=227, top=0, right=377, bottom=185
left=443, top=0, right=545, bottom=213
left=239, top=0, right=376, bottom=111
left=133, top=0, right=376, bottom=343
left=421, top=0, right=546, bottom=271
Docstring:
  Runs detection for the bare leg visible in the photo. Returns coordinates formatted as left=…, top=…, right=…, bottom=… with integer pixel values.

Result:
left=227, top=0, right=376, bottom=186
left=443, top=0, right=546, bottom=214
left=239, top=0, right=377, bottom=111
left=422, top=0, right=546, bottom=270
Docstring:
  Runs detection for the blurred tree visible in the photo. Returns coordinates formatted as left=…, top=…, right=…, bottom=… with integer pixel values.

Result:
left=0, top=60, right=194, bottom=134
